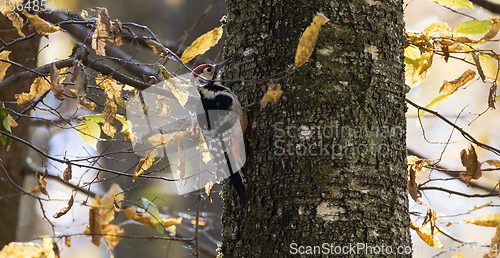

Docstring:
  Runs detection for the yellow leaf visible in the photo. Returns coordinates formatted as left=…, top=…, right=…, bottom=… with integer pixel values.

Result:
left=120, top=119, right=138, bottom=142
left=405, top=51, right=434, bottom=87
left=199, top=136, right=211, bottom=163
left=410, top=221, right=444, bottom=248
left=439, top=69, right=476, bottom=95
left=99, top=183, right=124, bottom=225
left=78, top=120, right=101, bottom=150
left=21, top=10, right=60, bottom=33
left=123, top=207, right=183, bottom=229
left=0, top=50, right=11, bottom=81
left=96, top=75, right=122, bottom=99
left=101, top=224, right=123, bottom=252
left=0, top=240, right=56, bottom=258
left=84, top=184, right=124, bottom=248
left=205, top=181, right=213, bottom=203
left=15, top=76, right=50, bottom=105
left=464, top=213, right=500, bottom=227
left=133, top=149, right=158, bottom=182
left=81, top=98, right=96, bottom=110
left=148, top=130, right=188, bottom=148
left=464, top=46, right=499, bottom=81
left=7, top=114, right=17, bottom=128
left=261, top=83, right=283, bottom=104
left=423, top=22, right=451, bottom=36
left=295, top=13, right=330, bottom=68
left=5, top=11, right=25, bottom=37
left=181, top=26, right=223, bottom=64
left=160, top=65, right=189, bottom=107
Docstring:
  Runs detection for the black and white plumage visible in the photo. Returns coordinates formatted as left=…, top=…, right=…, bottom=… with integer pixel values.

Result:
left=191, top=63, right=248, bottom=205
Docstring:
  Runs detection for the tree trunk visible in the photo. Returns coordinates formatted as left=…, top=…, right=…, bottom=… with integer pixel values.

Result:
left=0, top=14, right=40, bottom=247
left=220, top=0, right=410, bottom=257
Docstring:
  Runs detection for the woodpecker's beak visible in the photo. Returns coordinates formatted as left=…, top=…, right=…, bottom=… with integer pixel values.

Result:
left=213, top=59, right=229, bottom=74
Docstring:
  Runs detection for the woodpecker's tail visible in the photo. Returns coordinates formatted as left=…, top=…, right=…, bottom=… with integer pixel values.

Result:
left=225, top=152, right=247, bottom=205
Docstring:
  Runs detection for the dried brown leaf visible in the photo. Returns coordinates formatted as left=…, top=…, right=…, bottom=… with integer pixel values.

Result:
left=471, top=51, right=486, bottom=82
left=64, top=236, right=71, bottom=247
left=460, top=145, right=482, bottom=185
left=422, top=208, right=438, bottom=236
left=53, top=195, right=74, bottom=218
left=63, top=164, right=72, bottom=182
left=36, top=168, right=49, bottom=198
left=408, top=166, right=422, bottom=204
left=102, top=98, right=117, bottom=138
left=146, top=39, right=167, bottom=56
left=482, top=18, right=500, bottom=42
left=487, top=225, right=500, bottom=257
left=88, top=205, right=101, bottom=246
left=485, top=159, right=500, bottom=167
left=92, top=8, right=112, bottom=56
left=50, top=63, right=64, bottom=100
left=439, top=69, right=476, bottom=95
left=489, top=83, right=497, bottom=109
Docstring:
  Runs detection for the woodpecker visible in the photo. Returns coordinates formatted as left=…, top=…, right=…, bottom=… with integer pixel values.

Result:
left=190, top=62, right=248, bottom=205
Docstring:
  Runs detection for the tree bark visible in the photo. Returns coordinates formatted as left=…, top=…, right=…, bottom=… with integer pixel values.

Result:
left=220, top=0, right=410, bottom=257
left=0, top=14, right=40, bottom=247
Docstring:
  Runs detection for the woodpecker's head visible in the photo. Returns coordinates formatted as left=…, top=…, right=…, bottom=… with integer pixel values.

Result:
left=190, top=60, right=229, bottom=86
left=190, top=64, right=216, bottom=86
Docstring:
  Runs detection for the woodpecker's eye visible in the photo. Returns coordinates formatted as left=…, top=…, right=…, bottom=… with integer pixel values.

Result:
left=206, top=67, right=213, bottom=73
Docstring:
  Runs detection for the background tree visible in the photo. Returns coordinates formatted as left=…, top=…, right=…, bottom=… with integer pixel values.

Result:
left=0, top=13, right=39, bottom=246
